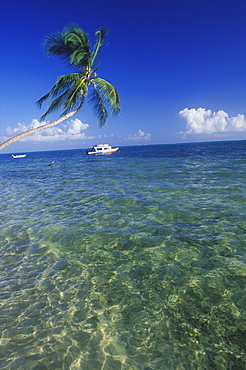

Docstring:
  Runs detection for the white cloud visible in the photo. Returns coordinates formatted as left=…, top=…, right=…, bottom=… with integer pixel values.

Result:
left=126, top=129, right=151, bottom=141
left=66, top=118, right=89, bottom=135
left=179, top=108, right=246, bottom=135
left=1, top=118, right=96, bottom=142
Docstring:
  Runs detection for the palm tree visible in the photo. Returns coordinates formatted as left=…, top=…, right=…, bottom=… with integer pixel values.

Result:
left=0, top=25, right=121, bottom=151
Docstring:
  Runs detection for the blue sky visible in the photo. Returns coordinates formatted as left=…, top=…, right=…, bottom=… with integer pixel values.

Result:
left=1, top=0, right=246, bottom=152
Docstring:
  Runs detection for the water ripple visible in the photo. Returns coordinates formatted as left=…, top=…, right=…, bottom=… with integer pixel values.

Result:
left=0, top=142, right=246, bottom=369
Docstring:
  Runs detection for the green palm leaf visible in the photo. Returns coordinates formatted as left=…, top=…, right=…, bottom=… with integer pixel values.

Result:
left=62, top=78, right=87, bottom=115
left=93, top=78, right=121, bottom=115
left=91, top=28, right=108, bottom=69
left=40, top=90, right=71, bottom=120
left=89, top=87, right=108, bottom=127
left=44, top=24, right=91, bottom=68
left=37, top=73, right=83, bottom=108
left=37, top=74, right=87, bottom=120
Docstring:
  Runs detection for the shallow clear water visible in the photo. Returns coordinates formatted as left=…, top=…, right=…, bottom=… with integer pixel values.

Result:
left=0, top=142, right=246, bottom=369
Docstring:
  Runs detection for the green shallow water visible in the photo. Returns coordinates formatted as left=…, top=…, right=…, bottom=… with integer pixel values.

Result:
left=0, top=142, right=246, bottom=369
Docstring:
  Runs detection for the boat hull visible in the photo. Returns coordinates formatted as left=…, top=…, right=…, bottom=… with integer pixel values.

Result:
left=86, top=147, right=119, bottom=155
left=12, top=154, right=27, bottom=158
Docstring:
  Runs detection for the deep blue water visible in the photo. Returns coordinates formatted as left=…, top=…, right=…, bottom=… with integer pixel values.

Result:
left=0, top=141, right=246, bottom=369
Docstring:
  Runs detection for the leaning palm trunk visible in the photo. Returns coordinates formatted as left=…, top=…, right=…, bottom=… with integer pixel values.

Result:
left=0, top=105, right=82, bottom=151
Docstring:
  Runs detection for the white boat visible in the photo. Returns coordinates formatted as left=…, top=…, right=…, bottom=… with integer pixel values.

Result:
left=11, top=154, right=26, bottom=158
left=86, top=144, right=119, bottom=155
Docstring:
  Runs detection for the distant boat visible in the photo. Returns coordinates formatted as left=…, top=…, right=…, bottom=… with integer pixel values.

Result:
left=86, top=144, right=119, bottom=155
left=11, top=154, right=27, bottom=158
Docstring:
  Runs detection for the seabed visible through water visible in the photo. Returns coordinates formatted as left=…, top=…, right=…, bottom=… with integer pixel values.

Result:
left=0, top=142, right=246, bottom=369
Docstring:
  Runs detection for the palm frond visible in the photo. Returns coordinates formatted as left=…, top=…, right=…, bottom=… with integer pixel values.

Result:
left=92, top=78, right=121, bottom=115
left=37, top=73, right=83, bottom=108
left=44, top=24, right=91, bottom=68
left=44, top=33, right=73, bottom=63
left=62, top=78, right=88, bottom=115
left=89, top=86, right=108, bottom=127
left=38, top=74, right=87, bottom=120
left=40, top=90, right=70, bottom=121
left=64, top=25, right=90, bottom=47
left=64, top=26, right=91, bottom=67
left=91, top=28, right=108, bottom=69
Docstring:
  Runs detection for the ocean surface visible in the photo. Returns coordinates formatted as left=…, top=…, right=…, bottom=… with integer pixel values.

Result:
left=0, top=141, right=246, bottom=370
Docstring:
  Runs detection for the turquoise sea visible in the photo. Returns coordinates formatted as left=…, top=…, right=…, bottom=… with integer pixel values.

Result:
left=0, top=141, right=246, bottom=369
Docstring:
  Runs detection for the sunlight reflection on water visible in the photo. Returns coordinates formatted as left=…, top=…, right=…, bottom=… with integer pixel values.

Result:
left=0, top=142, right=246, bottom=369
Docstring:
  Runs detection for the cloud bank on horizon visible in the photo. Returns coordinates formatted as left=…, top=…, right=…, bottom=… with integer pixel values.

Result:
left=126, top=129, right=151, bottom=141
left=179, top=108, right=246, bottom=135
left=1, top=118, right=151, bottom=144
left=2, top=118, right=92, bottom=142
left=3, top=108, right=245, bottom=146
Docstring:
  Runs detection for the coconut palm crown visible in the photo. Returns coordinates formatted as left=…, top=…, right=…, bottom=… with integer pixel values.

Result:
left=37, top=24, right=121, bottom=126
left=0, top=25, right=121, bottom=151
